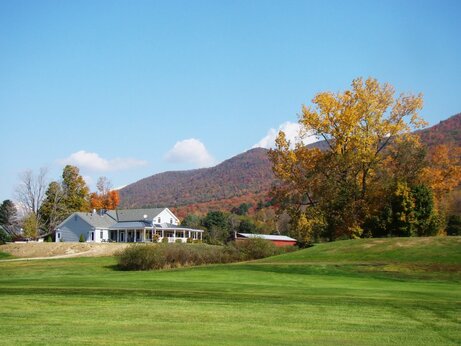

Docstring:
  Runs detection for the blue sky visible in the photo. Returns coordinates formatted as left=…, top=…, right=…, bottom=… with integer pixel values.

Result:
left=1, top=0, right=460, bottom=202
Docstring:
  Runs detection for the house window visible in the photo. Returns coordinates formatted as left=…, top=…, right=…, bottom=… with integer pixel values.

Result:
left=90, top=232, right=94, bottom=241
left=57, top=232, right=61, bottom=239
left=158, top=217, right=161, bottom=223
left=100, top=231, right=103, bottom=239
left=170, top=218, right=173, bottom=224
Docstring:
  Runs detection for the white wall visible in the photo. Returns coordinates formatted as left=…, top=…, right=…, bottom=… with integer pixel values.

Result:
left=155, top=209, right=179, bottom=225
left=91, top=229, right=109, bottom=242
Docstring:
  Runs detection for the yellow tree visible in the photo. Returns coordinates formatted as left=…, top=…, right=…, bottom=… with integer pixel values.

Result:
left=269, top=77, right=426, bottom=240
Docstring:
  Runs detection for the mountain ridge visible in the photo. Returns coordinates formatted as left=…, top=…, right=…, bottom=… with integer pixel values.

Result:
left=119, top=113, right=461, bottom=215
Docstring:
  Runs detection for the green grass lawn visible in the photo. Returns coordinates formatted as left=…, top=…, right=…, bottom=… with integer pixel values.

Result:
left=0, top=237, right=460, bottom=345
left=0, top=250, right=14, bottom=259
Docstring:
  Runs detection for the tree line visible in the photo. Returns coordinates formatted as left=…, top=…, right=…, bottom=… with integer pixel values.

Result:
left=0, top=165, right=120, bottom=242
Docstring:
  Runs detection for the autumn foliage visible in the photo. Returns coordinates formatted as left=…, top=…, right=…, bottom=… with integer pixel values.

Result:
left=90, top=177, right=120, bottom=210
left=90, top=190, right=120, bottom=210
left=269, top=77, right=461, bottom=242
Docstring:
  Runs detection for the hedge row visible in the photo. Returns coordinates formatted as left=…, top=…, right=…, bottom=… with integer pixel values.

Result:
left=117, top=238, right=295, bottom=270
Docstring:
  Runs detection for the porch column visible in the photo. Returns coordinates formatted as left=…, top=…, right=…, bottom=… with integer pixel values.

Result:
left=174, top=230, right=176, bottom=241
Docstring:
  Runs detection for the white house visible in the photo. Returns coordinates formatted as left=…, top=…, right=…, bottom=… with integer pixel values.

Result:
left=55, top=208, right=203, bottom=243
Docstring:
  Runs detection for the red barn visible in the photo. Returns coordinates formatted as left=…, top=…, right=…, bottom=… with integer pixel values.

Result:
left=235, top=233, right=297, bottom=247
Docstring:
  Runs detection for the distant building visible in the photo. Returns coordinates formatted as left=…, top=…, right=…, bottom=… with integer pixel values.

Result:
left=55, top=208, right=203, bottom=243
left=235, top=232, right=297, bottom=247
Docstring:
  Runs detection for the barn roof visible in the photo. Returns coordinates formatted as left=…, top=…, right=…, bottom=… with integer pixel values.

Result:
left=237, top=233, right=297, bottom=242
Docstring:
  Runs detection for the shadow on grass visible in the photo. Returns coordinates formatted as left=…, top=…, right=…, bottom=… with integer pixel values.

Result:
left=105, top=264, right=123, bottom=271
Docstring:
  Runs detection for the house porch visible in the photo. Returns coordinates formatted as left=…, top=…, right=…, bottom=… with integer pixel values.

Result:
left=108, top=228, right=203, bottom=243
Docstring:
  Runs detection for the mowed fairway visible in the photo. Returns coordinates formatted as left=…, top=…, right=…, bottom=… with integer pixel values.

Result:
left=0, top=237, right=460, bottom=345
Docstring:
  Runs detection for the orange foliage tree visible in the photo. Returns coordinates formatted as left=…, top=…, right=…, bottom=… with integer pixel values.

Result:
left=420, top=145, right=461, bottom=201
left=90, top=177, right=120, bottom=210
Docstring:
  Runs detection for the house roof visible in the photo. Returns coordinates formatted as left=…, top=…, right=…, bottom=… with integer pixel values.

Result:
left=105, top=210, right=117, bottom=221
left=111, top=221, right=152, bottom=229
left=237, top=233, right=297, bottom=242
left=57, top=208, right=191, bottom=231
left=71, top=212, right=115, bottom=229
left=116, top=208, right=166, bottom=222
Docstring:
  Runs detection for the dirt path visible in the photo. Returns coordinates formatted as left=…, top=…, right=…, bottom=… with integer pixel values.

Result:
left=0, top=250, right=96, bottom=262
left=0, top=242, right=130, bottom=260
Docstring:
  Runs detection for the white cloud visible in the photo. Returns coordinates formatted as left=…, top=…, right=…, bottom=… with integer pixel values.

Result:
left=164, top=138, right=215, bottom=167
left=82, top=175, right=94, bottom=187
left=252, top=121, right=318, bottom=149
left=59, top=151, right=147, bottom=172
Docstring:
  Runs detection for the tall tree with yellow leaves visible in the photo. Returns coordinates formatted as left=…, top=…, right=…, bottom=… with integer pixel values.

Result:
left=269, top=77, right=426, bottom=240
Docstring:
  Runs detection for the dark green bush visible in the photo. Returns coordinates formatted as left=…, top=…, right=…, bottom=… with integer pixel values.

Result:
left=446, top=215, right=461, bottom=236
left=79, top=234, right=85, bottom=242
left=0, top=228, right=11, bottom=244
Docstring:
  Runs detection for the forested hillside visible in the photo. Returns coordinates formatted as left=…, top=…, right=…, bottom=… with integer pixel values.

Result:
left=119, top=113, right=460, bottom=216
left=417, top=112, right=461, bottom=148
left=119, top=148, right=273, bottom=215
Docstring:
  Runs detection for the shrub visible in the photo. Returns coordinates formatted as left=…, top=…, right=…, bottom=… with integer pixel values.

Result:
left=231, top=238, right=280, bottom=260
left=446, top=215, right=461, bottom=236
left=161, top=237, right=169, bottom=243
left=118, top=244, right=165, bottom=270
left=79, top=234, right=85, bottom=242
left=117, top=239, right=294, bottom=271
left=175, top=239, right=182, bottom=243
left=45, top=235, right=52, bottom=242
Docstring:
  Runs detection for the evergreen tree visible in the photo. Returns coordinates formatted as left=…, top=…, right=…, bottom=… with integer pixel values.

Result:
left=412, top=185, right=439, bottom=236
left=0, top=200, right=19, bottom=236
left=181, top=214, right=202, bottom=229
left=39, top=181, right=67, bottom=234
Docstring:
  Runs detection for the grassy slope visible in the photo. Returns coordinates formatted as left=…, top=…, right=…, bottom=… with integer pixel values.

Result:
left=264, top=237, right=461, bottom=264
left=0, top=237, right=460, bottom=345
